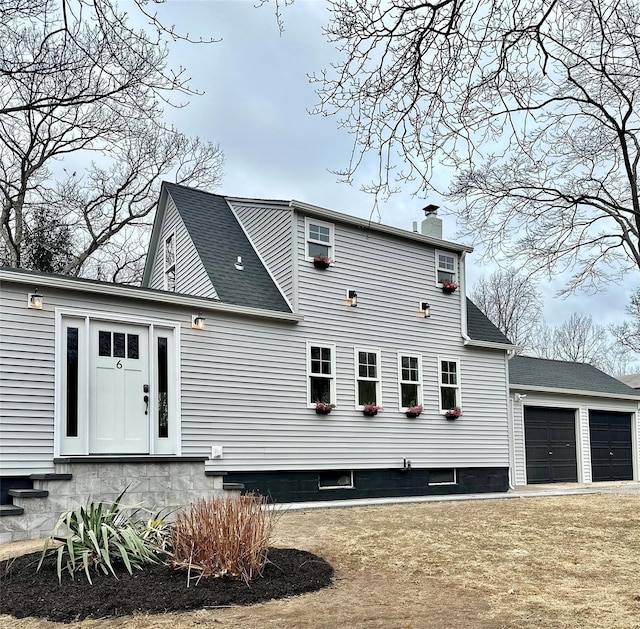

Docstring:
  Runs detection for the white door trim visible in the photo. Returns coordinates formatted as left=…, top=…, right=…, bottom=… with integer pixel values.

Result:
left=55, top=308, right=181, bottom=457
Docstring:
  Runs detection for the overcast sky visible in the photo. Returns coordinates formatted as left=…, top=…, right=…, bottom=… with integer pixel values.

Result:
left=134, top=0, right=636, bottom=330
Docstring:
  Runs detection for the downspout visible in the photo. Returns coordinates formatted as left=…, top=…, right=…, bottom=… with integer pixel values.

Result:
left=460, top=250, right=517, bottom=488
left=460, top=251, right=471, bottom=345
left=505, top=350, right=517, bottom=489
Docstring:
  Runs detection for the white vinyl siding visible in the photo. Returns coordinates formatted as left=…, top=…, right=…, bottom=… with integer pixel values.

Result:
left=147, top=194, right=218, bottom=299
left=0, top=286, right=55, bottom=475
left=354, top=347, right=381, bottom=408
left=2, top=211, right=514, bottom=477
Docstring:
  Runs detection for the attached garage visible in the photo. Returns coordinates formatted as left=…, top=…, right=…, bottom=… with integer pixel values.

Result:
left=524, top=407, right=577, bottom=483
left=589, top=411, right=633, bottom=482
left=510, top=356, right=640, bottom=486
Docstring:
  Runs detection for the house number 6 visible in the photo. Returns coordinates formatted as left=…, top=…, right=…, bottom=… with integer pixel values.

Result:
left=116, top=360, right=122, bottom=369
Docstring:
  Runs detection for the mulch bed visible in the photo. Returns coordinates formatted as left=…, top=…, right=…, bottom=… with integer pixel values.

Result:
left=0, top=548, right=333, bottom=623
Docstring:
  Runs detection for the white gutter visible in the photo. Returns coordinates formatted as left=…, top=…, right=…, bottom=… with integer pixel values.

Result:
left=466, top=339, right=520, bottom=351
left=509, top=383, right=640, bottom=401
left=505, top=354, right=517, bottom=489
left=0, top=268, right=304, bottom=323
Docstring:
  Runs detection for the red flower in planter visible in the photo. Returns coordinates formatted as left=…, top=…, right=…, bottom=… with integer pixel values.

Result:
left=405, top=404, right=423, bottom=418
left=313, top=254, right=331, bottom=269
left=315, top=401, right=336, bottom=414
left=441, top=279, right=459, bottom=293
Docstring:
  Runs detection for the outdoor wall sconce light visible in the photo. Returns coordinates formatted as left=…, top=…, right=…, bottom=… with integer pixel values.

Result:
left=419, top=302, right=431, bottom=318
left=192, top=313, right=206, bottom=330
left=234, top=255, right=244, bottom=271
left=347, top=290, right=358, bottom=307
left=28, top=289, right=44, bottom=310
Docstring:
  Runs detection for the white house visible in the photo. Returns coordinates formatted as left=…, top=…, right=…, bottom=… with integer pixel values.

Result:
left=0, top=182, right=517, bottom=541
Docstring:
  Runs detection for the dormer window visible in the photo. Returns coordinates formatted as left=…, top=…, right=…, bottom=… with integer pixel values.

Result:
left=164, top=233, right=176, bottom=292
left=306, top=218, right=334, bottom=261
left=436, top=251, right=457, bottom=285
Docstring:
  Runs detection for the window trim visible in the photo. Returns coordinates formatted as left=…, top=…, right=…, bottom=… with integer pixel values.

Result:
left=435, top=250, right=458, bottom=286
left=318, top=470, right=354, bottom=490
left=164, top=231, right=176, bottom=292
left=438, top=357, right=461, bottom=413
left=397, top=352, right=423, bottom=411
left=428, top=469, right=457, bottom=486
left=354, top=347, right=382, bottom=410
left=306, top=341, right=337, bottom=408
left=304, top=217, right=335, bottom=262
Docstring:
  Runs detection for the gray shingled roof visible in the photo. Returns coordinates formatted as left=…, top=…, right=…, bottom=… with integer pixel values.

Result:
left=164, top=183, right=291, bottom=313
left=510, top=355, right=640, bottom=397
left=466, top=299, right=513, bottom=345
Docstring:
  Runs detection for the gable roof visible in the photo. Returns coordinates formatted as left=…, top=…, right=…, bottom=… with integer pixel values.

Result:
left=509, top=355, right=640, bottom=398
left=163, top=183, right=291, bottom=313
left=466, top=299, right=513, bottom=346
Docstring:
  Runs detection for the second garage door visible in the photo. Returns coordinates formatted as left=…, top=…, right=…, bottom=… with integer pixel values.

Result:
left=589, top=411, right=633, bottom=482
left=524, top=407, right=578, bottom=484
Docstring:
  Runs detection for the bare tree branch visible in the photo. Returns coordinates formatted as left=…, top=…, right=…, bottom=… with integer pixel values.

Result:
left=0, top=0, right=224, bottom=282
left=470, top=269, right=542, bottom=348
left=529, top=313, right=637, bottom=375
left=312, top=0, right=640, bottom=290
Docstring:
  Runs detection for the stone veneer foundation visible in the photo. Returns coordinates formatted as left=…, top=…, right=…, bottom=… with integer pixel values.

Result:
left=0, top=458, right=230, bottom=544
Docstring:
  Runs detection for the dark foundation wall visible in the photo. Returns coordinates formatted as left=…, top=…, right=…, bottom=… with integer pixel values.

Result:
left=224, top=467, right=509, bottom=503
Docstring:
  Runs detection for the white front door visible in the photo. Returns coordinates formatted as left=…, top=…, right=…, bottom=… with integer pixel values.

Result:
left=89, top=322, right=150, bottom=454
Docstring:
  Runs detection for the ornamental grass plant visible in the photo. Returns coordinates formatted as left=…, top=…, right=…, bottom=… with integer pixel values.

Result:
left=170, top=494, right=278, bottom=584
left=38, top=490, right=168, bottom=584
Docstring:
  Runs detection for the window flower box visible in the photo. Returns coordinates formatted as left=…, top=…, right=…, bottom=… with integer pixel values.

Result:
left=313, top=254, right=331, bottom=269
left=445, top=407, right=462, bottom=420
left=362, top=404, right=383, bottom=417
left=405, top=404, right=423, bottom=418
left=441, top=279, right=458, bottom=294
left=315, top=401, right=335, bottom=414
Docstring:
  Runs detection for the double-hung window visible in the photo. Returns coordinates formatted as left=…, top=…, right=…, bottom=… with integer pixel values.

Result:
left=436, top=250, right=457, bottom=285
left=398, top=353, right=422, bottom=409
left=305, top=218, right=334, bottom=261
left=439, top=358, right=461, bottom=411
left=307, top=342, right=336, bottom=406
left=355, top=348, right=381, bottom=408
left=164, top=233, right=176, bottom=292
